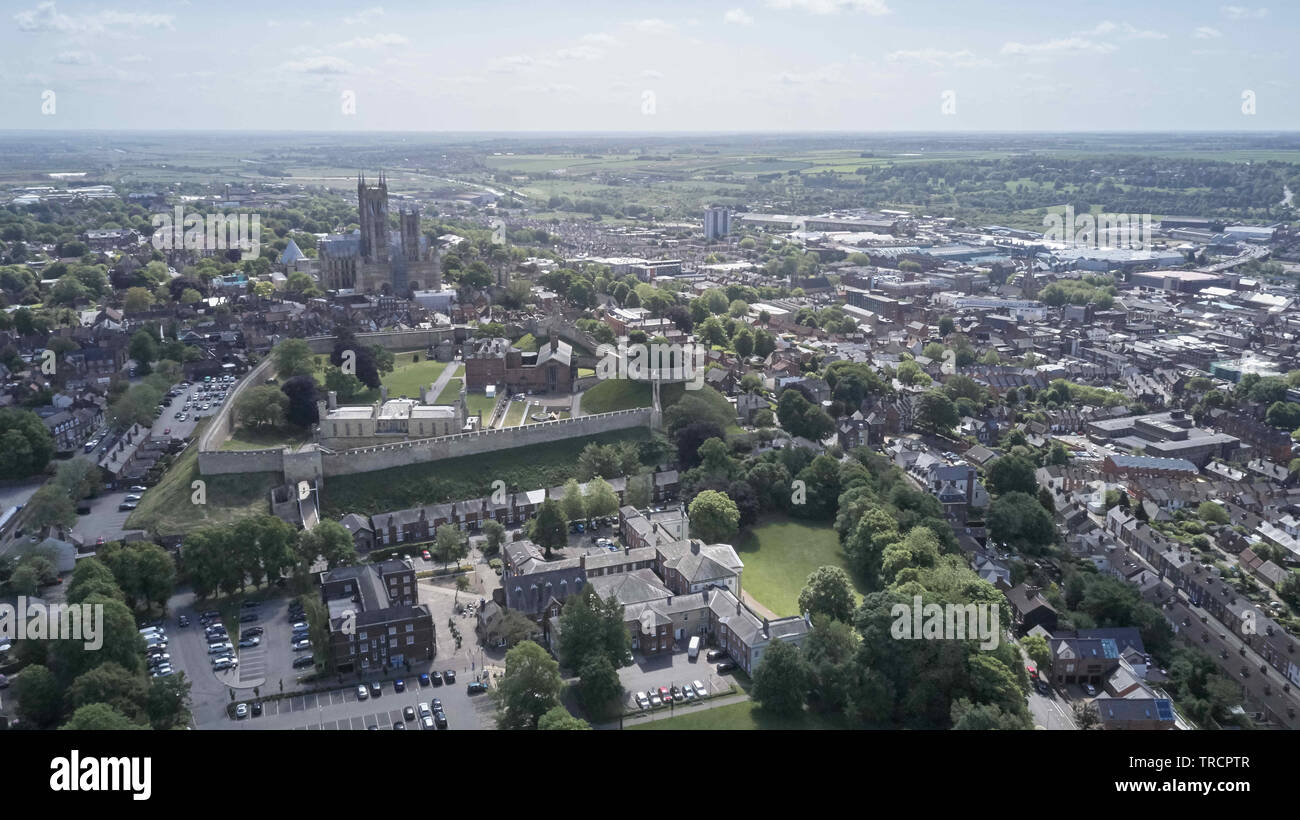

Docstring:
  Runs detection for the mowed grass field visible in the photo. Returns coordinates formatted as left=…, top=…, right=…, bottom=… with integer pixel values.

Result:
left=126, top=422, right=278, bottom=536
left=733, top=516, right=865, bottom=617
left=628, top=700, right=849, bottom=731
left=311, top=352, right=452, bottom=403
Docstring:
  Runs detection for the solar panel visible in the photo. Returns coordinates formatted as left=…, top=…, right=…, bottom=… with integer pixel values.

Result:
left=1101, top=638, right=1119, bottom=659
left=1156, top=700, right=1174, bottom=721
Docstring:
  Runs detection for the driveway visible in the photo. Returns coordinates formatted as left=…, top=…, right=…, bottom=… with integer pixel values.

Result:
left=616, top=646, right=736, bottom=713
left=71, top=491, right=137, bottom=544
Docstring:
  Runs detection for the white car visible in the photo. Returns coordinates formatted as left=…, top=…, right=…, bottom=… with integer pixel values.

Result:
left=207, top=641, right=233, bottom=654
left=356, top=685, right=369, bottom=701
left=212, top=657, right=238, bottom=670
left=235, top=703, right=248, bottom=719
left=635, top=692, right=650, bottom=710
left=692, top=680, right=708, bottom=697
left=422, top=716, right=435, bottom=730
left=124, top=494, right=142, bottom=503
left=1083, top=683, right=1097, bottom=697
left=292, top=638, right=311, bottom=651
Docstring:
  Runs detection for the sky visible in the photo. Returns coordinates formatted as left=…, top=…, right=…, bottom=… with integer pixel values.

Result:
left=0, top=0, right=1295, bottom=132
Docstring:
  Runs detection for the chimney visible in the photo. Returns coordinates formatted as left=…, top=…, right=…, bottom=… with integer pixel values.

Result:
left=736, top=599, right=742, bottom=615
left=624, top=545, right=630, bottom=555
left=667, top=595, right=673, bottom=606
left=579, top=554, right=586, bottom=570
left=762, top=617, right=770, bottom=637
left=691, top=539, right=700, bottom=554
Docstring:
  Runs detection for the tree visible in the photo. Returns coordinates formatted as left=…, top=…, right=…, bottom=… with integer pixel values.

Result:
left=802, top=618, right=858, bottom=712
left=15, top=664, right=62, bottom=728
left=236, top=385, right=288, bottom=429
left=280, top=374, right=320, bottom=428
left=433, top=525, right=468, bottom=568
left=272, top=338, right=315, bottom=380
left=537, top=705, right=591, bottom=730
left=985, top=455, right=1038, bottom=497
left=128, top=329, right=158, bottom=375
left=123, top=286, right=154, bottom=312
left=0, top=408, right=55, bottom=477
left=493, top=641, right=565, bottom=730
left=577, top=654, right=623, bottom=715
left=584, top=476, right=619, bottom=523
left=751, top=639, right=810, bottom=715
left=689, top=490, right=740, bottom=544
left=529, top=499, right=568, bottom=559
left=54, top=458, right=98, bottom=502
left=67, top=662, right=148, bottom=723
left=797, top=566, right=856, bottom=624
left=324, top=367, right=365, bottom=402
left=559, top=478, right=586, bottom=524
left=1021, top=635, right=1052, bottom=670
left=59, top=703, right=144, bottom=731
left=916, top=390, right=959, bottom=435
left=1266, top=401, right=1300, bottom=430
left=557, top=584, right=630, bottom=672
left=482, top=519, right=506, bottom=556
left=1197, top=501, right=1230, bottom=526
left=298, top=520, right=355, bottom=570
left=146, top=671, right=193, bottom=730
left=988, top=491, right=1057, bottom=554
left=24, top=483, right=76, bottom=533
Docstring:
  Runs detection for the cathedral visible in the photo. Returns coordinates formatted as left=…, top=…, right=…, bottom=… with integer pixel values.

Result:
left=318, top=172, right=441, bottom=294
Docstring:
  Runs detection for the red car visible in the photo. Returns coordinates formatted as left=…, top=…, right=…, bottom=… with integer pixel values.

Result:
left=658, top=686, right=672, bottom=704
left=164, top=428, right=171, bottom=435
left=421, top=550, right=432, bottom=560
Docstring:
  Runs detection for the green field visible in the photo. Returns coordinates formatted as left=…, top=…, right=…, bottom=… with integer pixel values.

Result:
left=733, top=517, right=865, bottom=617
left=318, top=427, right=656, bottom=518
left=312, top=352, right=451, bottom=403
left=579, top=380, right=651, bottom=414
left=220, top=425, right=312, bottom=451
left=502, top=400, right=528, bottom=427
left=628, top=699, right=849, bottom=731
left=126, top=422, right=278, bottom=536
left=465, top=391, right=497, bottom=420
left=436, top=378, right=463, bottom=404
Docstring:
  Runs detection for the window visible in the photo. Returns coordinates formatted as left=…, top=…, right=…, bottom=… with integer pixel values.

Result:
left=388, top=626, right=397, bottom=636
left=406, top=637, right=414, bottom=646
left=390, top=638, right=398, bottom=648
left=358, top=631, right=368, bottom=641
left=405, top=623, right=414, bottom=632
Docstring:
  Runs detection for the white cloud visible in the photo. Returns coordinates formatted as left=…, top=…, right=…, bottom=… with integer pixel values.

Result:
left=342, top=6, right=384, bottom=25
left=121, top=53, right=148, bottom=63
left=339, top=33, right=408, bottom=49
left=555, top=44, right=604, bottom=61
left=280, top=56, right=355, bottom=75
left=1192, top=26, right=1223, bottom=38
left=630, top=18, right=675, bottom=35
left=14, top=1, right=174, bottom=33
left=53, top=50, right=94, bottom=65
left=581, top=33, right=620, bottom=46
left=765, top=0, right=890, bottom=15
left=1001, top=37, right=1118, bottom=56
left=640, top=69, right=664, bottom=78
left=777, top=63, right=846, bottom=84
left=724, top=8, right=755, bottom=25
left=1221, top=6, right=1267, bottom=20
left=1076, top=21, right=1167, bottom=40
left=488, top=54, right=537, bottom=74
left=886, top=48, right=989, bottom=68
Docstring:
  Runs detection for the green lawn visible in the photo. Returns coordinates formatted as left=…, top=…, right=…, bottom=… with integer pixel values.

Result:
left=733, top=517, right=865, bottom=617
left=436, top=378, right=463, bottom=404
left=312, top=352, right=451, bottom=402
left=579, top=379, right=652, bottom=414
left=126, top=421, right=278, bottom=536
left=513, top=333, right=539, bottom=352
left=220, top=425, right=311, bottom=451
left=502, top=400, right=528, bottom=427
left=628, top=700, right=849, bottom=730
left=465, top=391, right=497, bottom=420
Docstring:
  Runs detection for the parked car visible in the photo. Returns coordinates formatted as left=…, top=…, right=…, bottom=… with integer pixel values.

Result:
left=682, top=684, right=696, bottom=701
left=403, top=706, right=416, bottom=722
left=421, top=550, right=432, bottom=560
left=252, top=702, right=263, bottom=716
left=418, top=702, right=431, bottom=718
left=292, top=639, right=311, bottom=651
left=356, top=685, right=369, bottom=700
left=421, top=716, right=435, bottom=730
left=430, top=671, right=443, bottom=686
left=658, top=686, right=673, bottom=704
left=635, top=692, right=650, bottom=710
left=467, top=681, right=488, bottom=695
left=434, top=710, right=447, bottom=729
left=692, top=680, right=708, bottom=697
left=240, top=612, right=259, bottom=623
left=706, top=649, right=727, bottom=662
left=649, top=691, right=662, bottom=707
left=238, top=636, right=260, bottom=648
left=394, top=679, right=405, bottom=693
left=212, top=657, right=237, bottom=671
left=369, top=681, right=382, bottom=698
left=419, top=673, right=431, bottom=687
left=443, top=670, right=456, bottom=684
left=716, top=661, right=737, bottom=673
left=244, top=626, right=264, bottom=637
left=118, top=502, right=138, bottom=512
left=1083, top=683, right=1097, bottom=697
left=235, top=703, right=248, bottom=719
left=292, top=655, right=315, bottom=669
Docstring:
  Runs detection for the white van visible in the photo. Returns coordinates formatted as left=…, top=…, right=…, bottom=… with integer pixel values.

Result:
left=688, top=636, right=701, bottom=660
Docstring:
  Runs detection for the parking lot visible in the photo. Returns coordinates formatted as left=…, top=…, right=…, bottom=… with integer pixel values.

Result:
left=217, top=678, right=498, bottom=730
left=616, top=645, right=736, bottom=712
